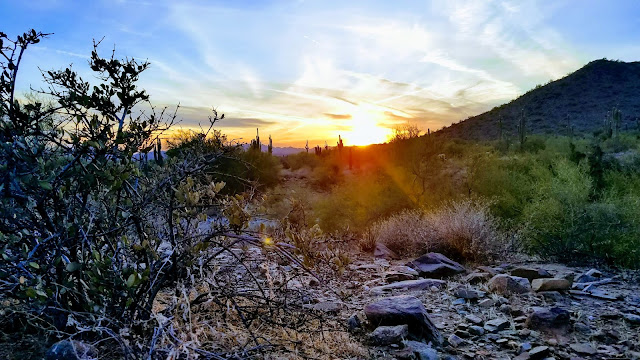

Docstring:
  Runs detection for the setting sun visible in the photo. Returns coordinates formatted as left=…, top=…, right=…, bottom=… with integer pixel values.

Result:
left=342, top=110, right=393, bottom=146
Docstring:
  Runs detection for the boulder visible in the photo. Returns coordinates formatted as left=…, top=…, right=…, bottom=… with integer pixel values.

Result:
left=407, top=253, right=465, bottom=279
left=525, top=307, right=571, bottom=334
left=368, top=324, right=409, bottom=345
left=45, top=340, right=97, bottom=360
left=488, top=274, right=531, bottom=295
left=364, top=295, right=442, bottom=345
left=531, top=278, right=572, bottom=292
left=374, top=243, right=399, bottom=260
left=510, top=267, right=552, bottom=282
left=370, top=279, right=446, bottom=293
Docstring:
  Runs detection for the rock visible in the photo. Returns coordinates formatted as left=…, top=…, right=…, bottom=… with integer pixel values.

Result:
left=484, top=318, right=510, bottom=332
left=525, top=307, right=571, bottom=334
left=569, top=343, right=596, bottom=355
left=370, top=279, right=447, bottom=293
left=312, top=301, right=344, bottom=313
left=385, top=271, right=417, bottom=283
left=573, top=322, right=590, bottom=333
left=511, top=267, right=552, bottom=282
left=368, top=324, right=409, bottom=345
left=407, top=253, right=465, bottom=279
left=528, top=346, right=550, bottom=359
left=520, top=342, right=533, bottom=354
left=478, top=298, right=496, bottom=307
left=499, top=304, right=512, bottom=314
left=465, top=314, right=483, bottom=325
left=464, top=272, right=491, bottom=284
left=539, top=291, right=564, bottom=302
left=488, top=274, right=531, bottom=296
left=403, top=340, right=439, bottom=360
left=451, top=298, right=465, bottom=306
left=45, top=340, right=97, bottom=360
left=453, top=287, right=485, bottom=299
left=347, top=313, right=362, bottom=332
left=574, top=273, right=598, bottom=283
left=532, top=278, right=572, bottom=292
left=622, top=313, right=640, bottom=325
left=375, top=243, right=399, bottom=260
left=447, top=334, right=465, bottom=348
left=468, top=325, right=485, bottom=336
left=364, top=295, right=442, bottom=345
left=585, top=269, right=602, bottom=278
left=454, top=329, right=470, bottom=338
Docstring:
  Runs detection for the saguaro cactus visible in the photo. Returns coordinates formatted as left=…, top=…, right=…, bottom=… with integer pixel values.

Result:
left=517, top=109, right=526, bottom=150
left=268, top=135, right=273, bottom=154
left=305, top=140, right=309, bottom=153
left=154, top=137, right=163, bottom=165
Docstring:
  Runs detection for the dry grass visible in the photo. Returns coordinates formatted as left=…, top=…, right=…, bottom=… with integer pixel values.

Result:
left=371, top=199, right=505, bottom=262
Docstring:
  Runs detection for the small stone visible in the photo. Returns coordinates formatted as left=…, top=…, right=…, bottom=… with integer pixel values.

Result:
left=496, top=338, right=509, bottom=345
left=532, top=278, right=572, bottom=292
left=448, top=334, right=465, bottom=348
left=499, top=304, right=512, bottom=314
left=546, top=338, right=557, bottom=346
left=468, top=325, right=485, bottom=336
left=585, top=269, right=602, bottom=278
left=520, top=342, right=533, bottom=354
left=407, top=252, right=466, bottom=279
left=488, top=274, right=531, bottom=296
left=540, top=291, right=564, bottom=302
left=465, top=314, right=483, bottom=325
left=368, top=325, right=409, bottom=345
left=570, top=343, right=596, bottom=355
left=454, top=287, right=485, bottom=299
left=375, top=243, right=399, bottom=260
left=385, top=271, right=417, bottom=283
left=452, top=298, right=466, bottom=306
left=478, top=298, right=496, bottom=307
left=484, top=318, right=510, bottom=332
left=403, top=340, right=439, bottom=360
left=347, top=313, right=362, bottom=332
left=370, top=278, right=447, bottom=293
left=454, top=330, right=471, bottom=338
left=528, top=346, right=550, bottom=359
left=574, top=273, right=597, bottom=283
left=573, top=322, right=590, bottom=333
left=525, top=307, right=571, bottom=334
left=312, top=301, right=344, bottom=313
left=514, top=315, right=528, bottom=323
left=511, top=267, right=552, bottom=282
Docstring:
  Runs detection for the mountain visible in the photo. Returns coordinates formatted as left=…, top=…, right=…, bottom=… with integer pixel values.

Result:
left=437, top=59, right=640, bottom=140
left=240, top=144, right=305, bottom=156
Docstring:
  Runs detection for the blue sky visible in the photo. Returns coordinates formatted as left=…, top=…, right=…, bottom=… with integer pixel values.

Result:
left=4, top=0, right=640, bottom=146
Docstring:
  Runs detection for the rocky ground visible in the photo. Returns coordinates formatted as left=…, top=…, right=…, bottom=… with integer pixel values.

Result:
left=270, top=243, right=640, bottom=360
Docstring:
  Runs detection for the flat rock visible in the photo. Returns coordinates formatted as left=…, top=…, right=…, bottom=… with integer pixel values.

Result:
left=370, top=279, right=446, bottom=293
left=447, top=334, right=465, bottom=348
left=484, top=318, right=510, bottom=332
left=478, top=298, right=497, bottom=307
left=465, top=314, right=483, bottom=325
left=528, top=346, right=550, bottom=359
left=463, top=272, right=491, bottom=284
left=488, top=274, right=531, bottom=296
left=525, top=307, right=571, bottom=334
left=368, top=324, right=409, bottom=345
left=510, top=267, right=552, bottom=282
left=468, top=325, right=485, bottom=336
left=570, top=343, right=596, bottom=355
left=407, top=253, right=465, bottom=279
left=532, top=278, right=572, bottom=292
left=385, top=271, right=418, bottom=283
left=622, top=313, right=640, bottom=325
left=453, top=287, right=486, bottom=299
left=364, top=295, right=443, bottom=345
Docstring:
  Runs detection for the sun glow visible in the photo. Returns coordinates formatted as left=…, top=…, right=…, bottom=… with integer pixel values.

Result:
left=343, top=110, right=393, bottom=146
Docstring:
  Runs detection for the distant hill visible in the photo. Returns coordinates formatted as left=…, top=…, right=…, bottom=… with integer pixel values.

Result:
left=240, top=144, right=304, bottom=156
left=437, top=59, right=640, bottom=140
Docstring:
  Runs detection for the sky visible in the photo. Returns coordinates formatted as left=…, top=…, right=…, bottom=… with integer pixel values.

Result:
left=4, top=0, right=640, bottom=147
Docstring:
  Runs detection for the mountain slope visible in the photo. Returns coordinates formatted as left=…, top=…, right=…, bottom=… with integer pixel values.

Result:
left=437, top=59, right=640, bottom=140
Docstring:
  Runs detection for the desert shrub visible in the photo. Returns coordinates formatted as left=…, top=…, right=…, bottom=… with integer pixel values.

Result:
left=371, top=200, right=504, bottom=261
left=241, top=147, right=282, bottom=188
left=283, top=151, right=320, bottom=170
left=371, top=209, right=431, bottom=257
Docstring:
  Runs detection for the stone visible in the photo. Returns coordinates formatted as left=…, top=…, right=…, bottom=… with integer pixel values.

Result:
left=510, top=267, right=552, bottom=282
left=385, top=271, right=417, bottom=283
left=468, top=325, right=485, bottom=336
left=454, top=329, right=470, bottom=338
left=528, top=346, right=550, bottom=359
left=520, top=342, right=533, bottom=354
left=389, top=265, right=420, bottom=276
left=477, top=266, right=501, bottom=275
left=312, top=301, right=344, bottom=313
left=368, top=324, right=409, bottom=345
left=364, top=295, right=442, bottom=345
left=452, top=298, right=466, bottom=306
left=478, top=298, right=496, bottom=307
left=375, top=243, right=399, bottom=260
left=447, top=334, right=465, bottom=348
left=463, top=272, right=491, bottom=284
left=45, top=340, right=97, bottom=360
left=532, top=278, right=572, bottom=292
left=570, top=343, right=596, bottom=355
left=585, top=269, right=602, bottom=278
left=525, top=307, right=571, bottom=334
left=488, top=274, right=531, bottom=296
left=347, top=313, right=362, bottom=332
left=622, top=313, right=640, bottom=325
left=465, top=314, right=483, bottom=325
left=540, top=291, right=564, bottom=302
left=453, top=287, right=486, bottom=299
left=484, top=318, right=510, bottom=332
left=407, top=253, right=465, bottom=279
left=403, top=340, right=439, bottom=360
left=370, top=279, right=447, bottom=293
left=574, top=273, right=598, bottom=283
